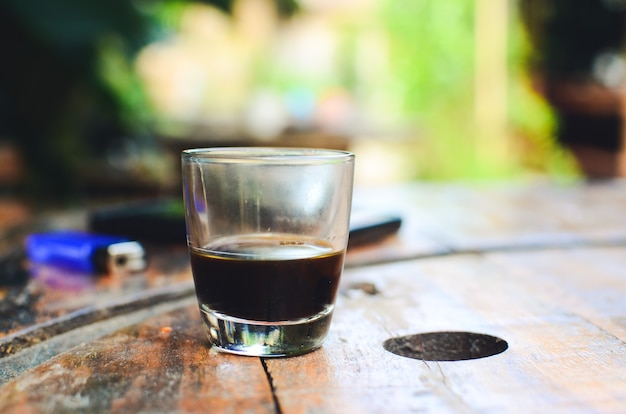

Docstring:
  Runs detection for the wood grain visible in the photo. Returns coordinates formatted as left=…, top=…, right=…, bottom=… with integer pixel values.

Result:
left=267, top=247, right=626, bottom=413
left=0, top=305, right=275, bottom=414
left=2, top=181, right=626, bottom=412
left=1, top=244, right=625, bottom=412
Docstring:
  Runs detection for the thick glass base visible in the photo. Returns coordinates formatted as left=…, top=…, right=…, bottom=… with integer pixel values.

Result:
left=199, top=306, right=334, bottom=357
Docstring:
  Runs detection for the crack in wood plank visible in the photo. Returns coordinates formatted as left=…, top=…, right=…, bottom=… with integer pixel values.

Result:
left=261, top=358, right=283, bottom=414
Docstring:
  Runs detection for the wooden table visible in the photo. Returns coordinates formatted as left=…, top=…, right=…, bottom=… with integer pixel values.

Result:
left=1, top=180, right=626, bottom=413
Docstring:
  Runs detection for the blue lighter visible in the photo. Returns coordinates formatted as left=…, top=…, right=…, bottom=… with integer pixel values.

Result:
left=25, top=231, right=146, bottom=274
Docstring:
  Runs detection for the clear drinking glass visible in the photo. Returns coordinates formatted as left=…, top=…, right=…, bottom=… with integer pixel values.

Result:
left=182, top=147, right=355, bottom=357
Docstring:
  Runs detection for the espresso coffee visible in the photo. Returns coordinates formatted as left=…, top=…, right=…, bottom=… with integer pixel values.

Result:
left=189, top=234, right=345, bottom=323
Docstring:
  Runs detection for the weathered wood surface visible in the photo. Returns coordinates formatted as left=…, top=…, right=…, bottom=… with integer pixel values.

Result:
left=1, top=180, right=626, bottom=412
left=4, top=180, right=626, bottom=346
left=1, top=245, right=625, bottom=413
left=0, top=244, right=193, bottom=355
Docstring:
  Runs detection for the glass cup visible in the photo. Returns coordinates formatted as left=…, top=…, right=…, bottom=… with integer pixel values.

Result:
left=182, top=147, right=355, bottom=357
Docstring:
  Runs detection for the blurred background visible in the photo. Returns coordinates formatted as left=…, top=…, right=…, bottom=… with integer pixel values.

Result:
left=0, top=0, right=624, bottom=210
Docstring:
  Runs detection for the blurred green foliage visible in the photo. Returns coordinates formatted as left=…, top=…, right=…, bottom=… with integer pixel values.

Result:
left=376, top=0, right=579, bottom=181
left=0, top=0, right=156, bottom=199
left=0, top=0, right=154, bottom=198
left=381, top=0, right=480, bottom=180
left=0, top=0, right=297, bottom=201
left=2, top=0, right=599, bottom=201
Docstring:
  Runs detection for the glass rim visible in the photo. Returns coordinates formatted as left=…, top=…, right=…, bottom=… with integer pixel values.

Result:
left=182, top=147, right=354, bottom=164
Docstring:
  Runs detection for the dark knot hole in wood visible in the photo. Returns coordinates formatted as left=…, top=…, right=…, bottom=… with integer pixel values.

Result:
left=383, top=331, right=508, bottom=361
